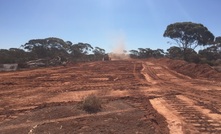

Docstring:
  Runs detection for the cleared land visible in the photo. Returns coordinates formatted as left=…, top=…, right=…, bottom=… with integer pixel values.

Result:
left=0, top=59, right=221, bottom=134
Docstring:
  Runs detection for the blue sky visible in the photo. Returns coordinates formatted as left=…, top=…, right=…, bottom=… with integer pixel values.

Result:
left=0, top=0, right=221, bottom=52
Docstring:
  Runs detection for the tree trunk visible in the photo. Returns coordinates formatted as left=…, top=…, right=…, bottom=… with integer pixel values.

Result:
left=183, top=48, right=188, bottom=61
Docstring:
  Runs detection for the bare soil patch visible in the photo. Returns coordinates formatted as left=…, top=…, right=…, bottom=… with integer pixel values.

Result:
left=0, top=60, right=168, bottom=134
left=1, top=59, right=221, bottom=134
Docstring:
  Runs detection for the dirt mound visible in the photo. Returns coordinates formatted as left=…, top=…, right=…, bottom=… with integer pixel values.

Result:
left=153, top=58, right=221, bottom=81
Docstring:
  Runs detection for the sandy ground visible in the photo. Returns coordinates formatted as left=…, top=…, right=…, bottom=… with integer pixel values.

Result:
left=0, top=59, right=221, bottom=134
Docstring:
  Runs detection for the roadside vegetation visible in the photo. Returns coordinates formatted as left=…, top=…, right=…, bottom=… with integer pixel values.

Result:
left=81, top=94, right=102, bottom=113
left=0, top=22, right=220, bottom=68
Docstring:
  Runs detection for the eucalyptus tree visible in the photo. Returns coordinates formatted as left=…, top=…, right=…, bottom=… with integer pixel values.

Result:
left=21, top=37, right=71, bottom=59
left=163, top=22, right=214, bottom=60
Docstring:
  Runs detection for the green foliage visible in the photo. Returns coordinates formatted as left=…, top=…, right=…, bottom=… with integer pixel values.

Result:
left=164, top=22, right=215, bottom=61
left=92, top=47, right=106, bottom=60
left=199, top=47, right=221, bottom=61
left=70, top=42, right=93, bottom=58
left=215, top=36, right=221, bottom=44
left=166, top=46, right=183, bottom=59
left=163, top=22, right=214, bottom=49
left=0, top=48, right=31, bottom=64
left=20, top=38, right=99, bottom=63
left=214, top=36, right=221, bottom=53
left=82, top=94, right=102, bottom=113
left=129, top=50, right=139, bottom=58
left=0, top=27, right=220, bottom=68
left=166, top=46, right=201, bottom=63
left=22, top=37, right=71, bottom=51
left=93, top=47, right=105, bottom=56
left=185, top=50, right=200, bottom=63
left=129, top=48, right=164, bottom=59
left=21, top=37, right=71, bottom=59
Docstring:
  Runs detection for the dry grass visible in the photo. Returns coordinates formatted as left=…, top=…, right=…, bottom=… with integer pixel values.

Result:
left=82, top=94, right=102, bottom=113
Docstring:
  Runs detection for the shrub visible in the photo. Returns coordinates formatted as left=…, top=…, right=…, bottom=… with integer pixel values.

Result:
left=82, top=94, right=102, bottom=113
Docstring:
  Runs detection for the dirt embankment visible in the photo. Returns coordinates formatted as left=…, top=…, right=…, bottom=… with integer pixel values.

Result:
left=152, top=58, right=221, bottom=81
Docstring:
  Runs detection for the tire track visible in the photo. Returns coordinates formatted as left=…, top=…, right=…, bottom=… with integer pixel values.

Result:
left=143, top=62, right=160, bottom=81
left=141, top=61, right=221, bottom=133
left=164, top=95, right=221, bottom=133
left=171, top=88, right=221, bottom=114
left=143, top=61, right=221, bottom=114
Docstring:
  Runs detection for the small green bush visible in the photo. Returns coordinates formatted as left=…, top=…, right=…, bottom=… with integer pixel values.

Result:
left=82, top=94, right=102, bottom=113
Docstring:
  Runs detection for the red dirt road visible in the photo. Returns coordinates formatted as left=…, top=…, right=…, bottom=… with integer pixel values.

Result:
left=0, top=59, right=221, bottom=134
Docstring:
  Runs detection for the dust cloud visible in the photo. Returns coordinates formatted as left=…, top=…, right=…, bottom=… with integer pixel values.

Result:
left=108, top=35, right=130, bottom=60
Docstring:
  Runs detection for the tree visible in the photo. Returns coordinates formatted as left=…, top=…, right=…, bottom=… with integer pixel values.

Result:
left=166, top=46, right=183, bottom=59
left=70, top=42, right=93, bottom=58
left=0, top=48, right=29, bottom=64
left=145, top=48, right=154, bottom=58
left=197, top=36, right=221, bottom=64
left=93, top=47, right=105, bottom=56
left=22, top=37, right=71, bottom=51
left=0, top=49, right=12, bottom=63
left=21, top=37, right=71, bottom=59
left=214, top=36, right=221, bottom=53
left=129, top=48, right=164, bottom=59
left=92, top=47, right=106, bottom=60
left=138, top=48, right=147, bottom=58
left=129, top=50, right=139, bottom=58
left=199, top=49, right=216, bottom=61
left=163, top=22, right=214, bottom=60
left=152, top=49, right=165, bottom=58
left=215, top=36, right=221, bottom=44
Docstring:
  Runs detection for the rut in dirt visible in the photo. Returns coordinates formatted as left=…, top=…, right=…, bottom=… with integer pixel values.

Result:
left=141, top=60, right=221, bottom=133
